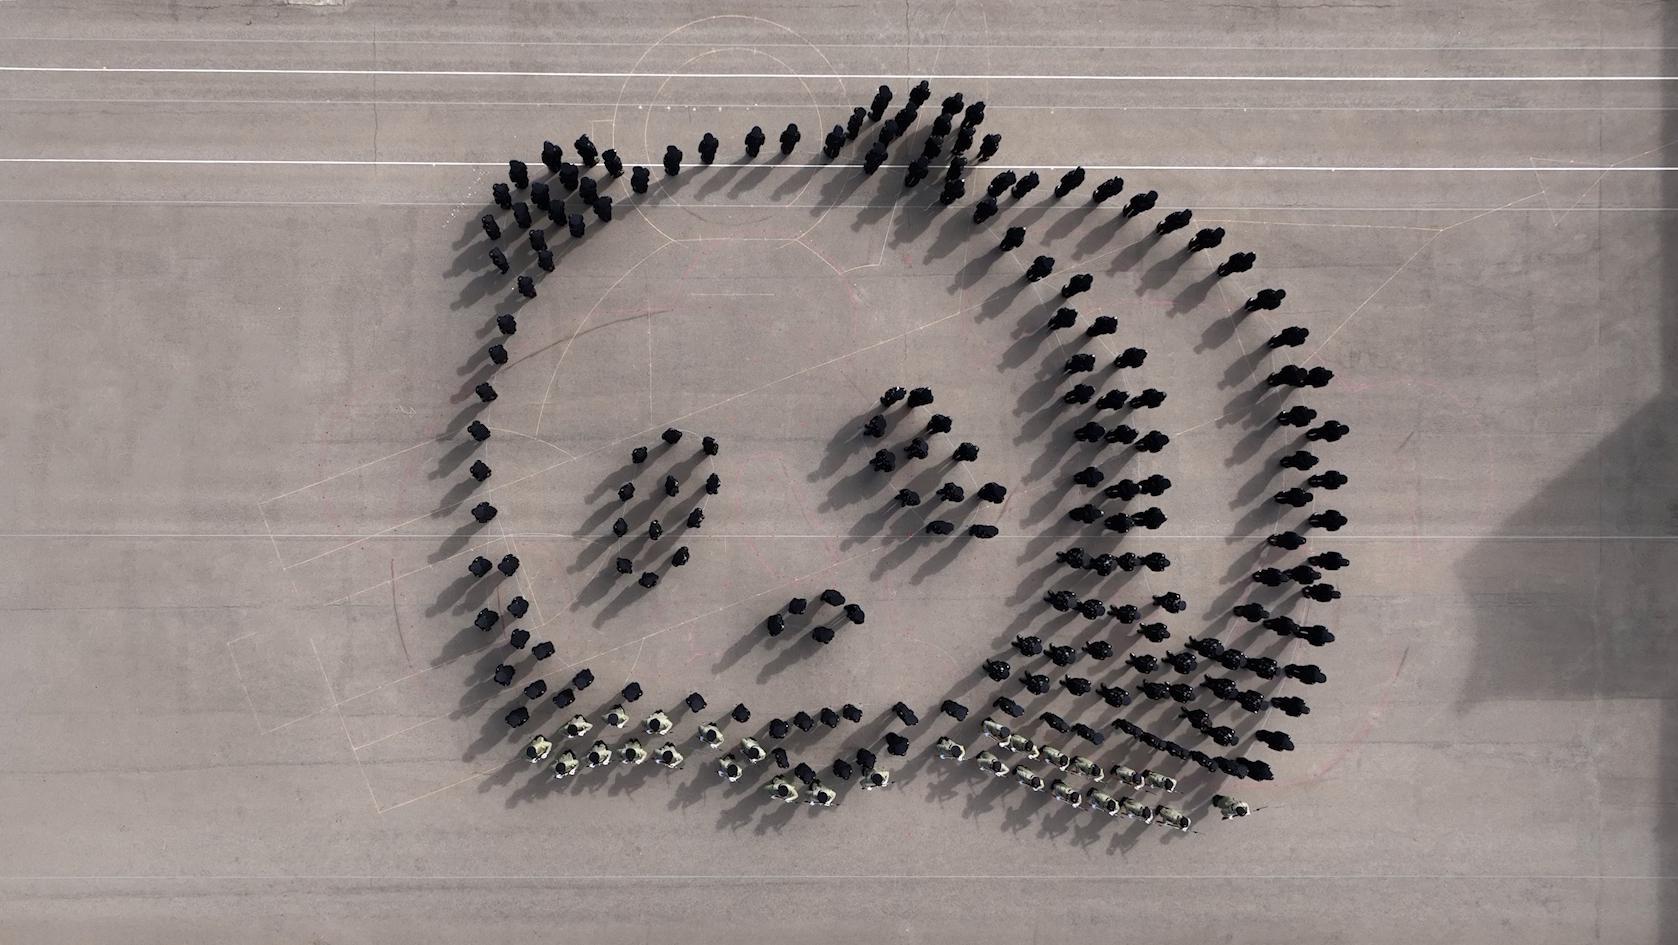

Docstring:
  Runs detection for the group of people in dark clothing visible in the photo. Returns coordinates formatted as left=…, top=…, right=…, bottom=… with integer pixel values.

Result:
left=453, top=75, right=1346, bottom=821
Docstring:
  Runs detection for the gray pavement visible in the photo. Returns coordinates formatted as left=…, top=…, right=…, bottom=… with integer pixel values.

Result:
left=0, top=2, right=1674, bottom=943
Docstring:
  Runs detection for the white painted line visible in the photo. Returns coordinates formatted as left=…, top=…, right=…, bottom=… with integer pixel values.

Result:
left=2, top=66, right=1674, bottom=81
left=6, top=36, right=1675, bottom=50
left=6, top=879, right=1671, bottom=886
left=1, top=158, right=1673, bottom=172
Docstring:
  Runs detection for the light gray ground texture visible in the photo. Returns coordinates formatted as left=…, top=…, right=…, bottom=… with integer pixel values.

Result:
left=1, top=1, right=1675, bottom=943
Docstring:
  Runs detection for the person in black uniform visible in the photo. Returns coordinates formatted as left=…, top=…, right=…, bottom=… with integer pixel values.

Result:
left=1054, top=166, right=1086, bottom=199
left=663, top=145, right=683, bottom=176
left=823, top=125, right=846, bottom=159
left=573, top=134, right=599, bottom=167
left=1185, top=226, right=1225, bottom=253
left=1121, top=190, right=1158, bottom=217
left=864, top=141, right=888, bottom=175
left=1156, top=208, right=1193, bottom=234
left=846, top=106, right=867, bottom=140
left=869, top=84, right=893, bottom=121
left=1000, top=226, right=1026, bottom=252
left=904, top=157, right=930, bottom=188
left=1091, top=176, right=1125, bottom=202
left=779, top=123, right=801, bottom=155
left=698, top=132, right=719, bottom=165
left=1217, top=251, right=1255, bottom=276
left=602, top=149, right=624, bottom=177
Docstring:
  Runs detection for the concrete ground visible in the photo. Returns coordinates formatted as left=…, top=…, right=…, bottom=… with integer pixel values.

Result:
left=1, top=1, right=1673, bottom=942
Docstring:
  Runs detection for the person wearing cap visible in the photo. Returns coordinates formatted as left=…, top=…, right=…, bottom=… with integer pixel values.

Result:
left=644, top=710, right=673, bottom=735
left=935, top=736, right=967, bottom=761
left=1119, top=796, right=1153, bottom=822
left=586, top=741, right=613, bottom=768
left=862, top=768, right=891, bottom=790
left=563, top=715, right=593, bottom=738
left=1110, top=764, right=1143, bottom=787
left=1154, top=806, right=1192, bottom=831
left=981, top=716, right=1011, bottom=742
left=1142, top=769, right=1177, bottom=793
left=766, top=775, right=800, bottom=802
left=1050, top=780, right=1083, bottom=808
left=551, top=749, right=579, bottom=779
left=655, top=743, right=684, bottom=768
left=620, top=739, right=649, bottom=765
left=697, top=722, right=724, bottom=748
left=717, top=754, right=743, bottom=781
left=1214, top=794, right=1251, bottom=819
left=525, top=735, right=553, bottom=763
left=739, top=737, right=767, bottom=763
left=974, top=751, right=1009, bottom=777
left=1002, top=733, right=1039, bottom=759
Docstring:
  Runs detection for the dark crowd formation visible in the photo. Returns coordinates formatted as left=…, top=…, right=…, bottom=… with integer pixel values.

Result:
left=453, top=76, right=1348, bottom=823
left=767, top=587, right=866, bottom=644
left=860, top=385, right=1005, bottom=538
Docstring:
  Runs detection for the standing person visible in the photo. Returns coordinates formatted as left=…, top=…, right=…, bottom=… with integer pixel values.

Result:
left=869, top=84, right=894, bottom=122
left=1156, top=208, right=1193, bottom=235
left=698, top=132, right=720, bottom=165
left=1054, top=166, right=1086, bottom=199
left=1217, top=251, right=1256, bottom=276
left=1185, top=226, right=1225, bottom=253
left=663, top=145, right=683, bottom=176
left=1121, top=190, right=1158, bottom=217
left=779, top=123, right=802, bottom=155
left=823, top=125, right=846, bottom=159
left=744, top=125, right=767, bottom=158
left=864, top=141, right=888, bottom=175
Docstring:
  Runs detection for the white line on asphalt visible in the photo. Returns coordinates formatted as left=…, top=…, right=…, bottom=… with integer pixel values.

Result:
left=1, top=158, right=1673, bottom=171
